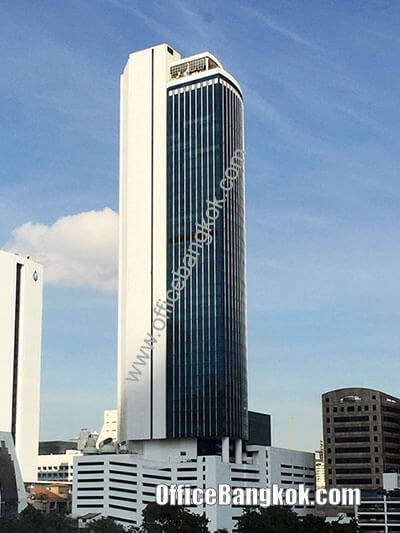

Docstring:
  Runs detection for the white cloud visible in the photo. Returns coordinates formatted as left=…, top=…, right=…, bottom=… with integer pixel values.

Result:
left=5, top=208, right=118, bottom=291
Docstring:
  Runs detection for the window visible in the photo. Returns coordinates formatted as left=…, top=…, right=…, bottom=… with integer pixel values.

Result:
left=336, top=457, right=371, bottom=464
left=384, top=416, right=399, bottom=423
left=336, top=468, right=371, bottom=474
left=335, top=447, right=370, bottom=453
left=334, top=426, right=369, bottom=433
left=385, top=447, right=400, bottom=454
left=335, top=437, right=370, bottom=443
left=334, top=407, right=337, bottom=413
left=336, top=479, right=372, bottom=485
left=334, top=416, right=369, bottom=423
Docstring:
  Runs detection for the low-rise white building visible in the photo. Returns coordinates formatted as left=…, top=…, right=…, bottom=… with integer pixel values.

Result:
left=37, top=414, right=115, bottom=482
left=72, top=444, right=315, bottom=531
left=264, top=446, right=316, bottom=510
left=355, top=473, right=400, bottom=532
left=38, top=450, right=82, bottom=483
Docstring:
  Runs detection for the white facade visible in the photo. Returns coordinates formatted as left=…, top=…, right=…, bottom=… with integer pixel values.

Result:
left=72, top=446, right=315, bottom=531
left=118, top=43, right=181, bottom=443
left=97, top=410, right=118, bottom=447
left=382, top=472, right=400, bottom=492
left=356, top=496, right=400, bottom=531
left=0, top=251, right=43, bottom=482
left=38, top=450, right=81, bottom=483
left=354, top=473, right=400, bottom=531
left=262, top=446, right=316, bottom=513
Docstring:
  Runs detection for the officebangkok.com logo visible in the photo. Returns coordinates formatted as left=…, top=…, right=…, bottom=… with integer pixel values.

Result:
left=126, top=149, right=245, bottom=382
left=156, top=484, right=361, bottom=508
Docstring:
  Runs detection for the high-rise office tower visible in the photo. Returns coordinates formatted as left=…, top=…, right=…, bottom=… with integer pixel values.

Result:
left=0, top=250, right=43, bottom=481
left=322, top=388, right=400, bottom=491
left=73, top=46, right=316, bottom=531
left=118, top=44, right=247, bottom=456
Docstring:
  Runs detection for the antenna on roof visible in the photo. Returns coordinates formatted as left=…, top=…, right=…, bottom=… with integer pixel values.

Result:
left=290, top=416, right=294, bottom=449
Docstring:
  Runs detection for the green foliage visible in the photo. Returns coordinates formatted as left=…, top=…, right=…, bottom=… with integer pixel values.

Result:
left=0, top=508, right=141, bottom=533
left=85, top=516, right=128, bottom=532
left=0, top=503, right=363, bottom=533
left=237, top=506, right=299, bottom=533
left=300, top=514, right=332, bottom=532
left=0, top=504, right=74, bottom=533
left=140, top=503, right=209, bottom=533
left=236, top=506, right=363, bottom=533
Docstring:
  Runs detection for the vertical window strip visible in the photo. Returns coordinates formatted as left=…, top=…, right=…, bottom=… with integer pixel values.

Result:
left=229, top=87, right=234, bottom=436
left=171, top=93, right=175, bottom=436
left=213, top=82, right=218, bottom=437
left=183, top=89, right=187, bottom=436
left=195, top=87, right=199, bottom=435
left=150, top=48, right=154, bottom=438
left=232, top=93, right=242, bottom=435
left=206, top=83, right=211, bottom=437
left=11, top=263, right=22, bottom=442
left=234, top=92, right=240, bottom=437
left=189, top=88, right=193, bottom=437
left=177, top=92, right=181, bottom=436
left=200, top=85, right=205, bottom=436
left=222, top=84, right=228, bottom=436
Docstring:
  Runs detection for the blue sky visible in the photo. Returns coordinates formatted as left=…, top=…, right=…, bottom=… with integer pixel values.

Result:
left=1, top=0, right=400, bottom=451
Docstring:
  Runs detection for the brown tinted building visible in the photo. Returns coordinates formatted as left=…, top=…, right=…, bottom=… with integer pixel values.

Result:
left=322, top=388, right=400, bottom=491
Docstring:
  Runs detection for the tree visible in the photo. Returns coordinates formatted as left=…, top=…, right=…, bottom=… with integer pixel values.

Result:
left=18, top=504, right=46, bottom=531
left=236, top=506, right=363, bottom=533
left=300, top=514, right=331, bottom=532
left=140, top=503, right=209, bottom=533
left=0, top=505, right=76, bottom=533
left=42, top=510, right=76, bottom=533
left=236, top=506, right=299, bottom=533
left=86, top=516, right=128, bottom=533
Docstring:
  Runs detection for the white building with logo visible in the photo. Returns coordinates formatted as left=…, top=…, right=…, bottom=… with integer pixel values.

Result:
left=0, top=250, right=43, bottom=482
